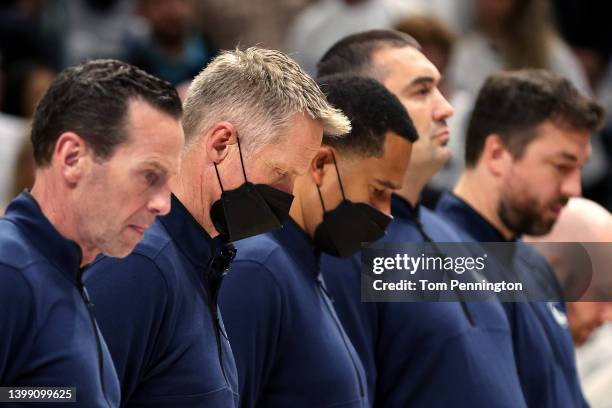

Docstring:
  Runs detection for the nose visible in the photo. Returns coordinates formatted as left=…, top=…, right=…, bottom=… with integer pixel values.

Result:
left=433, top=89, right=455, bottom=122
left=148, top=185, right=172, bottom=216
left=560, top=169, right=582, bottom=198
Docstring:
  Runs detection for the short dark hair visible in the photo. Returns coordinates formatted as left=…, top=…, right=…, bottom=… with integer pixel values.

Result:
left=465, top=69, right=605, bottom=167
left=31, top=59, right=182, bottom=166
left=317, top=75, right=418, bottom=157
left=316, top=29, right=420, bottom=78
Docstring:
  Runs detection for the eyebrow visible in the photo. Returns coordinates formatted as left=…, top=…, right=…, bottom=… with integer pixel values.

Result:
left=375, top=178, right=401, bottom=190
left=140, top=161, right=169, bottom=175
left=556, top=152, right=578, bottom=162
left=410, top=76, right=436, bottom=86
left=401, top=76, right=436, bottom=94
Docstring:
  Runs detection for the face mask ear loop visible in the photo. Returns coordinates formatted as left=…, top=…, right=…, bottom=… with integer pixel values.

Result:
left=330, top=151, right=347, bottom=201
left=236, top=133, right=248, bottom=183
left=316, top=185, right=327, bottom=213
left=213, top=163, right=225, bottom=193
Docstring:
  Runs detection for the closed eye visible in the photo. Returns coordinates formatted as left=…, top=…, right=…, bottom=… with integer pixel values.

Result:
left=144, top=171, right=160, bottom=186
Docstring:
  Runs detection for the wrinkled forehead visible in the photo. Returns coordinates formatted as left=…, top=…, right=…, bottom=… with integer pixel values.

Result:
left=260, top=134, right=320, bottom=174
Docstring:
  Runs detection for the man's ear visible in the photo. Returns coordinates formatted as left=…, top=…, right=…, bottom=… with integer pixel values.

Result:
left=54, top=132, right=89, bottom=187
left=482, top=134, right=512, bottom=177
left=205, top=122, right=237, bottom=164
left=309, top=146, right=334, bottom=186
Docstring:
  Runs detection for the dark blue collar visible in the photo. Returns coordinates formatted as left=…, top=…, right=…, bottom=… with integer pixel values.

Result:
left=436, top=191, right=513, bottom=242
left=270, top=218, right=320, bottom=276
left=3, top=192, right=83, bottom=281
left=391, top=193, right=419, bottom=221
left=158, top=194, right=221, bottom=268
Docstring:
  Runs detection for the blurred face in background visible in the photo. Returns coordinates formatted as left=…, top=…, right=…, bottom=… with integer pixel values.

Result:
left=140, top=0, right=194, bottom=45
left=477, top=0, right=515, bottom=26
left=568, top=302, right=612, bottom=346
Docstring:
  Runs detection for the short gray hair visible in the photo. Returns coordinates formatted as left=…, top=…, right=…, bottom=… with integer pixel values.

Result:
left=182, top=47, right=351, bottom=153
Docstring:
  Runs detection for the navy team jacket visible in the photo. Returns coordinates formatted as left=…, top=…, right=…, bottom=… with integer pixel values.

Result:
left=218, top=219, right=369, bottom=408
left=321, top=194, right=527, bottom=407
left=84, top=194, right=238, bottom=407
left=0, top=192, right=120, bottom=407
left=436, top=191, right=589, bottom=408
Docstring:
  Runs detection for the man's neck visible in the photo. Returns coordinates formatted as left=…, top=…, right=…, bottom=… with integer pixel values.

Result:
left=453, top=172, right=514, bottom=240
left=288, top=193, right=308, bottom=236
left=395, top=161, right=437, bottom=207
left=172, top=156, right=219, bottom=237
left=30, top=177, right=98, bottom=266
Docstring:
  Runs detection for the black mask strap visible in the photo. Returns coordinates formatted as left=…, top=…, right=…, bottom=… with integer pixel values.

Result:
left=213, top=163, right=225, bottom=193
left=316, top=185, right=327, bottom=213
left=330, top=151, right=347, bottom=201
left=316, top=151, right=347, bottom=214
left=213, top=133, right=249, bottom=194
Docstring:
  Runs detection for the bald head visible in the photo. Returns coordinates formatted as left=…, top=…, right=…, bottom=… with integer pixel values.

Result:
left=526, top=198, right=612, bottom=346
left=531, top=198, right=612, bottom=242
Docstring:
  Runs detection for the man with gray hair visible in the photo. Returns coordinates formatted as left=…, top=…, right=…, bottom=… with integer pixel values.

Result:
left=85, top=47, right=349, bottom=407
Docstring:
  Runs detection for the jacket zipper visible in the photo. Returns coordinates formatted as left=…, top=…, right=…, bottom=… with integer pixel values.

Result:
left=316, top=279, right=365, bottom=401
left=414, top=219, right=475, bottom=326
left=202, top=256, right=230, bottom=387
left=76, top=274, right=112, bottom=408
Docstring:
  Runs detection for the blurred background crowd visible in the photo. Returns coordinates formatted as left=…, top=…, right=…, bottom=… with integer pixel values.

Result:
left=1, top=0, right=612, bottom=405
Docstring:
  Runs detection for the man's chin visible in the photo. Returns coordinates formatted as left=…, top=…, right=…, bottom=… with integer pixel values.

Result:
left=434, top=147, right=452, bottom=167
left=100, top=241, right=138, bottom=259
left=526, top=218, right=557, bottom=236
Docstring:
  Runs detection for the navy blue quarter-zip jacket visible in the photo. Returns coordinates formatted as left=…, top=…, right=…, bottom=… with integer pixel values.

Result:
left=321, top=194, right=527, bottom=407
left=84, top=194, right=238, bottom=408
left=0, top=192, right=120, bottom=407
left=218, top=219, right=369, bottom=408
left=436, top=191, right=589, bottom=408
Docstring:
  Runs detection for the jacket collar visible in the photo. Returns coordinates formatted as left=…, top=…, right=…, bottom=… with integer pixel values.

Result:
left=436, top=191, right=515, bottom=242
left=391, top=193, right=419, bottom=221
left=4, top=192, right=83, bottom=281
left=270, top=218, right=320, bottom=275
left=158, top=194, right=222, bottom=268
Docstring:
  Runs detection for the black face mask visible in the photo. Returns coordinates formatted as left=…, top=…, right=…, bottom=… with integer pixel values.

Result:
left=313, top=154, right=392, bottom=258
left=210, top=137, right=294, bottom=242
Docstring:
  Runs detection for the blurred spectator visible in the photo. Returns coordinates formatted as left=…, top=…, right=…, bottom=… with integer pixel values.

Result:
left=526, top=197, right=612, bottom=408
left=552, top=1, right=612, bottom=210
left=448, top=0, right=590, bottom=97
left=285, top=0, right=415, bottom=75
left=0, top=112, right=25, bottom=209
left=552, top=0, right=611, bottom=94
left=125, top=0, right=217, bottom=85
left=0, top=59, right=54, bottom=209
left=2, top=60, right=55, bottom=117
left=9, top=129, right=34, bottom=201
left=576, top=324, right=612, bottom=408
left=0, top=0, right=57, bottom=70
left=52, top=0, right=137, bottom=67
left=196, top=0, right=315, bottom=52
left=395, top=14, right=456, bottom=95
left=526, top=198, right=612, bottom=344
